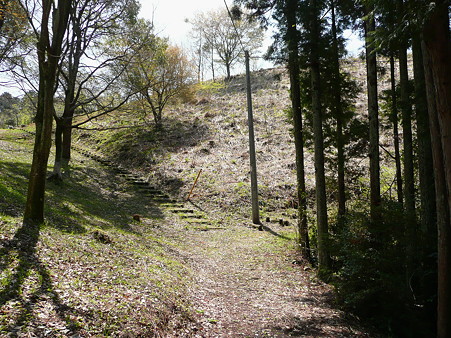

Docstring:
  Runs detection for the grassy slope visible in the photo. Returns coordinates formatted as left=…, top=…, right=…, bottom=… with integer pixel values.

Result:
left=80, top=62, right=394, bottom=228
left=0, top=128, right=195, bottom=336
left=78, top=68, right=306, bottom=225
left=1, top=60, right=391, bottom=336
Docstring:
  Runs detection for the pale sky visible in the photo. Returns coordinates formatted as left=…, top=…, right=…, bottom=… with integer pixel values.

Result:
left=138, top=0, right=363, bottom=56
left=139, top=0, right=233, bottom=48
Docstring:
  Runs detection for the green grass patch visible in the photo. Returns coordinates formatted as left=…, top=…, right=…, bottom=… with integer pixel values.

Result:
left=0, top=128, right=195, bottom=336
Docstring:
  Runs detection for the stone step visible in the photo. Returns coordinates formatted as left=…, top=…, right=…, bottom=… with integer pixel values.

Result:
left=132, top=181, right=149, bottom=186
left=149, top=197, right=175, bottom=203
left=169, top=208, right=195, bottom=214
left=160, top=203, right=184, bottom=208
left=185, top=219, right=210, bottom=225
left=180, top=214, right=204, bottom=219
left=147, top=194, right=169, bottom=199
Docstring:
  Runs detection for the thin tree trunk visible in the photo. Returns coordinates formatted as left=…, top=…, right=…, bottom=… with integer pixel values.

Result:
left=284, top=0, right=310, bottom=261
left=364, top=5, right=381, bottom=223
left=50, top=119, right=63, bottom=180
left=398, top=18, right=417, bottom=283
left=390, top=54, right=403, bottom=205
left=62, top=119, right=73, bottom=164
left=399, top=46, right=416, bottom=216
left=330, top=0, right=346, bottom=219
left=310, top=0, right=330, bottom=275
left=422, top=2, right=451, bottom=336
left=211, top=48, right=215, bottom=81
left=226, top=63, right=231, bottom=80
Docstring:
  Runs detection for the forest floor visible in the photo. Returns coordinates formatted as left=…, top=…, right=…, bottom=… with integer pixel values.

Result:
left=1, top=64, right=380, bottom=336
left=171, top=218, right=370, bottom=337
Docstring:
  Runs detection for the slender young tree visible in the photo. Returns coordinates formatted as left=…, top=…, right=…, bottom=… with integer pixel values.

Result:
left=389, top=53, right=403, bottom=204
left=189, top=9, right=263, bottom=80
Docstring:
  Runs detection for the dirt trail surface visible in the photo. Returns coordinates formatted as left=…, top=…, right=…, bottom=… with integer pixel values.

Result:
left=168, top=220, right=368, bottom=337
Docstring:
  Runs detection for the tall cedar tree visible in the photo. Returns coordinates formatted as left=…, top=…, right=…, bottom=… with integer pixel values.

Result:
left=330, top=0, right=346, bottom=219
left=234, top=0, right=311, bottom=260
left=22, top=0, right=71, bottom=226
left=283, top=0, right=310, bottom=260
left=389, top=54, right=403, bottom=204
left=421, top=1, right=451, bottom=336
left=308, top=0, right=331, bottom=273
left=395, top=0, right=418, bottom=288
left=363, top=4, right=381, bottom=224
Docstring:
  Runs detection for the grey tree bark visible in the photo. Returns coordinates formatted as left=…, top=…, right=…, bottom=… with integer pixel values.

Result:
left=284, top=0, right=310, bottom=260
left=364, top=5, right=381, bottom=223
left=389, top=54, right=403, bottom=205
left=23, top=0, right=71, bottom=226
left=310, top=0, right=330, bottom=274
left=421, top=2, right=451, bottom=335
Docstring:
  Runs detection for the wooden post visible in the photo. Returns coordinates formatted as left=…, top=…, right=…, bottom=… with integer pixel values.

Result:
left=187, top=169, right=202, bottom=200
left=245, top=50, right=260, bottom=224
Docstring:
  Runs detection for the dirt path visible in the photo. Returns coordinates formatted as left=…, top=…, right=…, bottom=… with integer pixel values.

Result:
left=66, top=141, right=370, bottom=337
left=170, top=221, right=369, bottom=337
left=71, top=143, right=371, bottom=337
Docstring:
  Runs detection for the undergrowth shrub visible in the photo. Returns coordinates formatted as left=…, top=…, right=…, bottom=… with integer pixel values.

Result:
left=332, top=199, right=436, bottom=336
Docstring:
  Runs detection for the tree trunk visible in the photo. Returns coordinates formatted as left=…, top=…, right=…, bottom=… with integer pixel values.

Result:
left=412, top=35, right=436, bottom=243
left=399, top=43, right=418, bottom=284
left=211, top=47, right=215, bottom=81
left=422, top=2, right=451, bottom=336
left=23, top=66, right=55, bottom=225
left=50, top=119, right=63, bottom=181
left=330, top=0, right=346, bottom=219
left=389, top=54, right=403, bottom=205
left=364, top=5, right=381, bottom=223
left=226, top=62, right=231, bottom=80
left=23, top=0, right=71, bottom=226
left=310, top=0, right=330, bottom=275
left=284, top=0, right=310, bottom=261
left=399, top=46, right=416, bottom=216
left=62, top=118, right=73, bottom=164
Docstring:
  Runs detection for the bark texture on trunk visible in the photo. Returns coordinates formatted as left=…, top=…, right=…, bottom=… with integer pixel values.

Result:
left=422, top=2, right=451, bottom=336
left=399, top=45, right=416, bottom=215
left=364, top=6, right=381, bottom=223
left=412, top=36, right=436, bottom=242
left=284, top=0, right=310, bottom=260
left=23, top=0, right=71, bottom=226
left=389, top=55, right=403, bottom=205
left=310, top=0, right=330, bottom=274
left=331, top=0, right=346, bottom=219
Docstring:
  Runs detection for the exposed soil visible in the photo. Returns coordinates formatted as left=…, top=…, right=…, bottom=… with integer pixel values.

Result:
left=170, top=222, right=370, bottom=337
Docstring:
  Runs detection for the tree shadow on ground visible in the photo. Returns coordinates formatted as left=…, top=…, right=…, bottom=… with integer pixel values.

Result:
left=99, top=116, right=211, bottom=197
left=271, top=316, right=336, bottom=336
left=260, top=224, right=292, bottom=240
left=0, top=161, right=165, bottom=235
left=0, top=224, right=83, bottom=335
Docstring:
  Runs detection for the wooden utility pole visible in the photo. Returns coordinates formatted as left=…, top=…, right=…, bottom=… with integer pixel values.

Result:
left=245, top=50, right=260, bottom=224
